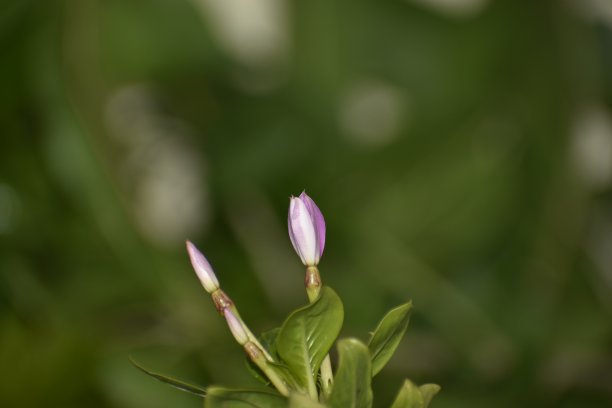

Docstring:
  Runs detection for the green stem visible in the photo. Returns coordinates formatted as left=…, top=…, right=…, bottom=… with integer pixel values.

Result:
left=305, top=266, right=334, bottom=398
left=243, top=324, right=275, bottom=362
left=320, top=356, right=333, bottom=398
left=305, top=267, right=321, bottom=303
left=245, top=342, right=290, bottom=396
left=212, top=289, right=275, bottom=362
left=307, top=366, right=319, bottom=400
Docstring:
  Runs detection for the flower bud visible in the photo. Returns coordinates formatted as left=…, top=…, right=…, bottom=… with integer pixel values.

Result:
left=224, top=309, right=249, bottom=345
left=186, top=240, right=220, bottom=293
left=288, top=192, right=326, bottom=266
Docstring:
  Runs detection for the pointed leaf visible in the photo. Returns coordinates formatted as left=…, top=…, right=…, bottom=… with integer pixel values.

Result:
left=276, top=286, right=344, bottom=394
left=327, top=338, right=373, bottom=408
left=419, top=384, right=441, bottom=407
left=289, top=393, right=327, bottom=408
left=204, top=387, right=286, bottom=408
left=261, top=328, right=282, bottom=357
left=130, top=358, right=206, bottom=397
left=389, top=380, right=423, bottom=408
left=368, top=302, right=412, bottom=376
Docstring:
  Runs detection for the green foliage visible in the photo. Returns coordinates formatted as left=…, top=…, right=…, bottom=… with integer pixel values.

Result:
left=389, top=380, right=440, bottom=408
left=136, top=286, right=437, bottom=407
left=419, top=384, right=442, bottom=407
left=276, top=287, right=344, bottom=396
left=130, top=358, right=206, bottom=397
left=368, top=302, right=412, bottom=376
left=327, top=339, right=373, bottom=408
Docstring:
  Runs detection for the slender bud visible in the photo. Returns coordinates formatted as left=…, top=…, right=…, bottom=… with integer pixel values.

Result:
left=186, top=240, right=220, bottom=293
left=288, top=192, right=326, bottom=266
left=224, top=309, right=249, bottom=345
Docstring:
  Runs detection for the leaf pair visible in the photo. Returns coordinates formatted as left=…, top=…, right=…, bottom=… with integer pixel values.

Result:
left=390, top=380, right=440, bottom=408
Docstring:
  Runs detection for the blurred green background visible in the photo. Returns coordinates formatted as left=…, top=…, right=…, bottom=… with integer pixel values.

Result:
left=2, top=0, right=612, bottom=407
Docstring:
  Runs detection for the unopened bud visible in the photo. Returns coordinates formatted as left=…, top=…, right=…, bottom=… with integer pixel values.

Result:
left=224, top=309, right=249, bottom=345
left=186, top=240, right=220, bottom=293
left=288, top=192, right=326, bottom=267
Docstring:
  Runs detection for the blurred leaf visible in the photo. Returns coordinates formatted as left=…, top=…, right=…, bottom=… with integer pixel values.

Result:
left=419, top=384, right=441, bottom=407
left=204, top=387, right=286, bottom=408
left=368, top=302, right=412, bottom=376
left=327, top=338, right=373, bottom=408
left=388, top=380, right=440, bottom=408
left=276, top=287, right=344, bottom=395
left=389, top=380, right=423, bottom=408
left=130, top=358, right=205, bottom=397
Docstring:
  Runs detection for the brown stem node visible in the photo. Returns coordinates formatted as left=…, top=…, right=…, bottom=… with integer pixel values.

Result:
left=211, top=289, right=233, bottom=314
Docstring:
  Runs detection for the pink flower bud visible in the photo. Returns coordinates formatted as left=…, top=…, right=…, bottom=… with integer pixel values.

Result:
left=288, top=192, right=326, bottom=266
left=186, top=240, right=220, bottom=293
left=224, top=309, right=249, bottom=345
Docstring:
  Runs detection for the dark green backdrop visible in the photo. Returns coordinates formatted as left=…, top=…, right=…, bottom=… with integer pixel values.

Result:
left=1, top=0, right=612, bottom=406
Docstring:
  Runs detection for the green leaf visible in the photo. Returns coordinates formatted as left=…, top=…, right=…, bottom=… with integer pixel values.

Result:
left=389, top=380, right=423, bottom=408
left=419, top=384, right=441, bottom=407
left=276, top=286, right=344, bottom=396
left=327, top=338, right=373, bottom=408
left=204, top=387, right=287, bottom=408
left=261, top=328, right=282, bottom=356
left=289, top=393, right=327, bottom=408
left=130, top=357, right=206, bottom=397
left=368, top=302, right=412, bottom=376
